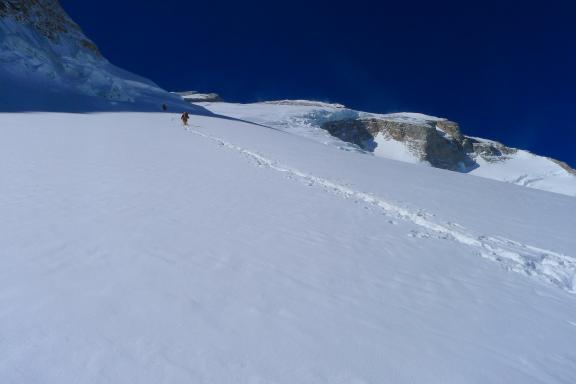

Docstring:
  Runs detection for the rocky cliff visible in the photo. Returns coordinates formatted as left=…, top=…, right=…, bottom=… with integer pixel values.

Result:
left=0, top=0, right=99, bottom=53
left=321, top=115, right=525, bottom=172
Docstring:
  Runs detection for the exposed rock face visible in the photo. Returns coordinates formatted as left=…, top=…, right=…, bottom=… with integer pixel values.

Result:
left=436, top=120, right=464, bottom=142
left=319, top=110, right=569, bottom=174
left=323, top=117, right=477, bottom=171
left=0, top=0, right=100, bottom=55
left=464, top=137, right=517, bottom=162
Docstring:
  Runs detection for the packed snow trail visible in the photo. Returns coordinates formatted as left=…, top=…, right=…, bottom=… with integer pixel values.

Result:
left=186, top=125, right=576, bottom=293
left=1, top=112, right=576, bottom=384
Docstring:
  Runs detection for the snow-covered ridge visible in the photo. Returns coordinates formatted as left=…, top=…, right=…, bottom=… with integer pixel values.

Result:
left=197, top=100, right=576, bottom=196
left=262, top=99, right=347, bottom=109
left=173, top=91, right=222, bottom=103
left=0, top=0, right=188, bottom=111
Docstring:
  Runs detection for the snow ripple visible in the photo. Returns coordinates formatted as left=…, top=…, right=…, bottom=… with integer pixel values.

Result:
left=189, top=129, right=576, bottom=293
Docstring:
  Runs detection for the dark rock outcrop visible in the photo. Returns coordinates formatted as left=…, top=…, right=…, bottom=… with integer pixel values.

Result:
left=463, top=138, right=517, bottom=162
left=436, top=120, right=464, bottom=142
left=0, top=0, right=100, bottom=55
left=319, top=109, right=575, bottom=178
left=322, top=118, right=477, bottom=171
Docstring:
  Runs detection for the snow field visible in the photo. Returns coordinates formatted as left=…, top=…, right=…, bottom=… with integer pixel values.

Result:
left=0, top=112, right=575, bottom=383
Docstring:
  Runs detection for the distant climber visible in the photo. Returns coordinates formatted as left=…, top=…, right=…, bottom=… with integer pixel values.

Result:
left=181, top=112, right=190, bottom=127
left=162, top=103, right=167, bottom=112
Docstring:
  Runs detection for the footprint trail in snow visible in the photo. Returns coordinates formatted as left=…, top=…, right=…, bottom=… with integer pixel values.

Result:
left=187, top=126, right=576, bottom=293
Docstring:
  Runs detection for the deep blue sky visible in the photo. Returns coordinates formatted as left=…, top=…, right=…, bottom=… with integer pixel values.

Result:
left=61, top=0, right=576, bottom=166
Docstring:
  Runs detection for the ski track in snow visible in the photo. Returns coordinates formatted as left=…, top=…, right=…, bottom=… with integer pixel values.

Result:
left=187, top=127, right=576, bottom=294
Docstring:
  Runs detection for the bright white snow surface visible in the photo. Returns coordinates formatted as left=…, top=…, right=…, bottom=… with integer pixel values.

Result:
left=373, top=132, right=427, bottom=165
left=469, top=139, right=576, bottom=197
left=198, top=101, right=576, bottom=197
left=1, top=111, right=576, bottom=383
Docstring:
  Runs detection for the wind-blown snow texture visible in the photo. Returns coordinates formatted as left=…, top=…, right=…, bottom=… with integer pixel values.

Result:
left=1, top=111, right=575, bottom=383
left=199, top=101, right=576, bottom=196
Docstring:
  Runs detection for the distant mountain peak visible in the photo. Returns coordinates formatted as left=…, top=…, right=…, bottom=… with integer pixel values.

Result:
left=0, top=0, right=99, bottom=54
left=0, top=0, right=188, bottom=111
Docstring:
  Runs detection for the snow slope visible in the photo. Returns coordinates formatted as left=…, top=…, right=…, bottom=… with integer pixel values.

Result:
left=1, top=111, right=575, bottom=383
left=197, top=101, right=576, bottom=196
left=0, top=1, right=190, bottom=112
left=468, top=138, right=576, bottom=196
left=373, top=132, right=426, bottom=164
